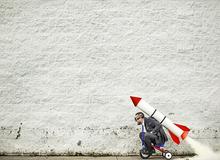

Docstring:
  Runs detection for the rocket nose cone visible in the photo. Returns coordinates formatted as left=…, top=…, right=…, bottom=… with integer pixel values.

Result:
left=130, top=96, right=142, bottom=107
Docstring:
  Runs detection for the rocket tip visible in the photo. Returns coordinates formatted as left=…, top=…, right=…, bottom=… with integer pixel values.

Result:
left=130, top=96, right=142, bottom=107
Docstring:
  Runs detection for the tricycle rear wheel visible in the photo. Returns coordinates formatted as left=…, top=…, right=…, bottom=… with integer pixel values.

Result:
left=162, top=150, right=172, bottom=160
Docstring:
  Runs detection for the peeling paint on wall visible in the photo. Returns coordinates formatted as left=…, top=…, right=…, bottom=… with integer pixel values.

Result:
left=15, top=123, right=22, bottom=139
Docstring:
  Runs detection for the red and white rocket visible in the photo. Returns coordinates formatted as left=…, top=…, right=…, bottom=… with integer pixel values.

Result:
left=130, top=96, right=190, bottom=144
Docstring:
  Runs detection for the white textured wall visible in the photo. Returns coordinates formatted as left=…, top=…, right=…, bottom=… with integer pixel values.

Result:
left=0, top=0, right=219, bottom=156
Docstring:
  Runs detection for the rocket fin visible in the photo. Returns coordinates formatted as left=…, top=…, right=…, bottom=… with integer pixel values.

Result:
left=175, top=123, right=190, bottom=140
left=174, top=123, right=190, bottom=131
left=168, top=130, right=180, bottom=144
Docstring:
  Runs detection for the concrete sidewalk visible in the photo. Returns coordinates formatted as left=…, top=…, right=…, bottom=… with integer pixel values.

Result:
left=0, top=156, right=189, bottom=160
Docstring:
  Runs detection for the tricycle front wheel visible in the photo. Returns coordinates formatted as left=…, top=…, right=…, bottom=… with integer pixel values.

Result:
left=139, top=150, right=151, bottom=159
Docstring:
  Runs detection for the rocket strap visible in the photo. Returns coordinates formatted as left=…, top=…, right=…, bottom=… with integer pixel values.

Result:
left=150, top=109, right=157, bottom=117
left=160, top=116, right=166, bottom=124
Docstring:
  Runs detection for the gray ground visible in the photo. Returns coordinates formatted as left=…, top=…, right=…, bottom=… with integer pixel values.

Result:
left=0, top=156, right=190, bottom=160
